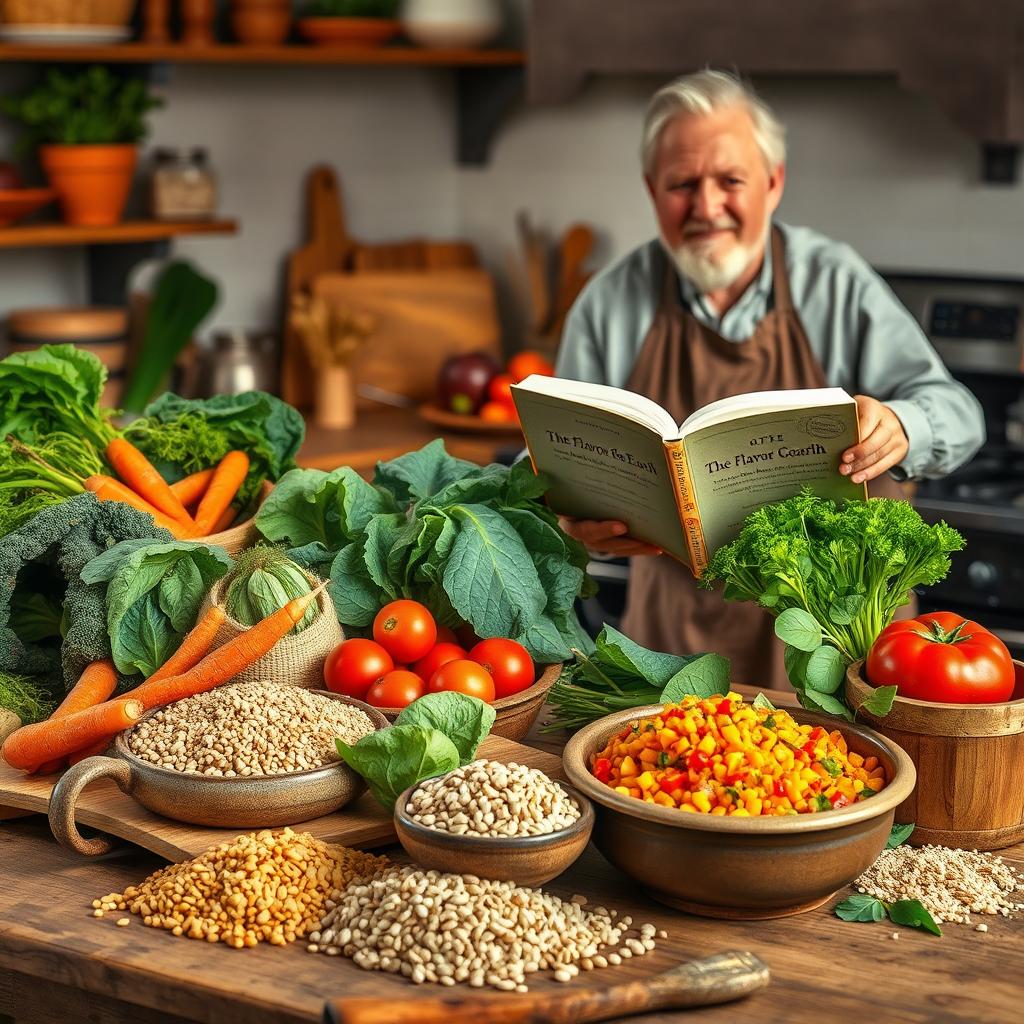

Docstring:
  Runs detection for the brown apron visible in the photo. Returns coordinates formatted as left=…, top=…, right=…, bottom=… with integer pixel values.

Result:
left=620, top=227, right=907, bottom=689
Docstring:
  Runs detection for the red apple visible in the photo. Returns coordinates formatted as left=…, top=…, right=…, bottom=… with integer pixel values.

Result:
left=437, top=351, right=501, bottom=415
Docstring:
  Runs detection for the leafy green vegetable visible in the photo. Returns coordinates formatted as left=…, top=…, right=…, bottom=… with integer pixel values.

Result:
left=835, top=894, right=887, bottom=923
left=258, top=441, right=594, bottom=662
left=858, top=684, right=899, bottom=718
left=395, top=692, right=495, bottom=766
left=336, top=724, right=460, bottom=809
left=752, top=692, right=776, bottom=711
left=81, top=540, right=231, bottom=678
left=121, top=262, right=218, bottom=413
left=545, top=624, right=725, bottom=731
left=8, top=591, right=63, bottom=643
left=835, top=891, right=941, bottom=935
left=223, top=546, right=316, bottom=633
left=888, top=899, right=942, bottom=936
left=886, top=822, right=915, bottom=848
left=818, top=756, right=842, bottom=777
left=0, top=671, right=58, bottom=724
left=702, top=490, right=963, bottom=719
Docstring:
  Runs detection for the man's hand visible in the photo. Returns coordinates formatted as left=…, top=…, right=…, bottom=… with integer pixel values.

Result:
left=558, top=516, right=662, bottom=557
left=840, top=395, right=910, bottom=484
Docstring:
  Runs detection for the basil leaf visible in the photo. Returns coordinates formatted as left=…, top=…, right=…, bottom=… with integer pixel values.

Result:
left=799, top=686, right=854, bottom=722
left=819, top=756, right=842, bottom=777
left=395, top=692, right=495, bottom=767
left=660, top=653, right=731, bottom=703
left=336, top=724, right=460, bottom=810
left=827, top=594, right=864, bottom=626
left=886, top=823, right=915, bottom=849
left=774, top=607, right=822, bottom=652
left=858, top=684, right=898, bottom=718
left=752, top=692, right=776, bottom=711
left=835, top=894, right=887, bottom=923
left=888, top=899, right=942, bottom=936
left=813, top=793, right=833, bottom=812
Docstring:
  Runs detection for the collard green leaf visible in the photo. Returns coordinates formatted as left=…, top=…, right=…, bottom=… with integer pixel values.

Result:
left=373, top=439, right=480, bottom=505
left=835, top=894, right=887, bottom=923
left=328, top=542, right=384, bottom=628
left=515, top=615, right=572, bottom=663
left=886, top=823, right=915, bottom=849
left=286, top=540, right=336, bottom=577
left=591, top=624, right=692, bottom=687
left=255, top=468, right=338, bottom=547
left=336, top=724, right=460, bottom=809
left=888, top=899, right=942, bottom=936
left=409, top=515, right=456, bottom=586
left=774, top=607, right=822, bottom=652
left=328, top=466, right=399, bottom=540
left=859, top=684, right=898, bottom=718
left=660, top=653, right=731, bottom=702
left=157, top=557, right=204, bottom=632
left=79, top=538, right=168, bottom=584
left=395, top=692, right=495, bottom=766
left=112, top=592, right=174, bottom=677
left=502, top=459, right=551, bottom=506
left=422, top=463, right=508, bottom=510
left=804, top=645, right=846, bottom=694
left=361, top=513, right=408, bottom=598
left=443, top=504, right=545, bottom=640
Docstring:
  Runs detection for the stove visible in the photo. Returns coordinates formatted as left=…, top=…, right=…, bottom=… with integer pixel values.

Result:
left=883, top=270, right=1024, bottom=657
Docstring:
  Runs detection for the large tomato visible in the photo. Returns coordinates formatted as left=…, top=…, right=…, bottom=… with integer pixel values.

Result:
left=373, top=600, right=437, bottom=664
left=429, top=659, right=496, bottom=702
left=866, top=611, right=1015, bottom=704
left=323, top=639, right=393, bottom=699
left=469, top=638, right=535, bottom=698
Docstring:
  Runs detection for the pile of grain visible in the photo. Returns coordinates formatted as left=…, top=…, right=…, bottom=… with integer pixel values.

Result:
left=93, top=828, right=389, bottom=948
left=855, top=844, right=1024, bottom=925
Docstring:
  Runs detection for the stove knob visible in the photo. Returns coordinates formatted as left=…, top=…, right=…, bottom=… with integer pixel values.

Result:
left=967, top=560, right=999, bottom=589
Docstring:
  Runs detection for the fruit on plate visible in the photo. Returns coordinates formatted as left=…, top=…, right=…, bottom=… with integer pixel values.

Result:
left=866, top=610, right=1015, bottom=704
left=507, top=350, right=555, bottom=383
left=437, top=351, right=502, bottom=415
left=0, top=162, right=23, bottom=190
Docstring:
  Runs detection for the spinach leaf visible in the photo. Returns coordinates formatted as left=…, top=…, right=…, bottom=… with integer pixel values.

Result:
left=336, top=724, right=460, bottom=809
left=591, top=624, right=693, bottom=686
left=835, top=894, right=887, bottom=923
left=774, top=607, right=822, bottom=652
left=858, top=684, right=898, bottom=718
left=395, top=692, right=495, bottom=766
left=804, top=645, right=846, bottom=694
left=373, top=438, right=480, bottom=505
left=328, top=542, right=386, bottom=627
left=886, top=822, right=915, bottom=849
left=660, top=653, right=731, bottom=702
left=112, top=592, right=174, bottom=678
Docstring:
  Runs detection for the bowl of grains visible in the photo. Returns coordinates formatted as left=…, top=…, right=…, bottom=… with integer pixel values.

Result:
left=393, top=759, right=594, bottom=886
left=49, top=682, right=389, bottom=850
left=562, top=696, right=916, bottom=919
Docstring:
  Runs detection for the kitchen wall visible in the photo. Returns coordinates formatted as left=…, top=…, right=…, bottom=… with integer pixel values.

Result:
left=2, top=49, right=1024, bottom=349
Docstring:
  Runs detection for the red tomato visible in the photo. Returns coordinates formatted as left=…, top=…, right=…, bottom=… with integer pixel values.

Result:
left=373, top=600, right=437, bottom=664
left=323, top=638, right=393, bottom=699
left=866, top=611, right=1015, bottom=704
left=429, top=659, right=496, bottom=702
left=367, top=670, right=426, bottom=709
left=488, top=373, right=516, bottom=407
left=412, top=642, right=468, bottom=683
left=507, top=351, right=555, bottom=383
left=435, top=624, right=459, bottom=645
left=479, top=401, right=516, bottom=423
left=469, top=638, right=535, bottom=698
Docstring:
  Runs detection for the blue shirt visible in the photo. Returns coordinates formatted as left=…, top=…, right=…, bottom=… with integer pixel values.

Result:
left=555, top=221, right=985, bottom=479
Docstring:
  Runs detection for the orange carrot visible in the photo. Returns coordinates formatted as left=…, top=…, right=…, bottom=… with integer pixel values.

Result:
left=84, top=475, right=199, bottom=540
left=146, top=605, right=226, bottom=685
left=124, top=585, right=325, bottom=710
left=34, top=660, right=118, bottom=775
left=2, top=699, right=143, bottom=773
left=106, top=438, right=195, bottom=525
left=170, top=468, right=215, bottom=507
left=68, top=739, right=112, bottom=766
left=193, top=451, right=249, bottom=536
left=210, top=505, right=237, bottom=533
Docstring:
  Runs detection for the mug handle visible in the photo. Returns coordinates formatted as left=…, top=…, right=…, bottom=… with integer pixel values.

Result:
left=48, top=756, right=135, bottom=857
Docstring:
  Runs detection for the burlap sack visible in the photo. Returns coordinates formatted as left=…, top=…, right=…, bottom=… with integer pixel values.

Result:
left=200, top=570, right=344, bottom=689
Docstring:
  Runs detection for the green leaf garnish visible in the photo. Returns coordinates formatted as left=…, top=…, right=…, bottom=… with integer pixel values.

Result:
left=886, top=823, right=915, bottom=849
left=835, top=894, right=887, bottom=923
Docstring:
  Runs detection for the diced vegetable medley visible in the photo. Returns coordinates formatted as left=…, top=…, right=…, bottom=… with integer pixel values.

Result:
left=590, top=694, right=887, bottom=816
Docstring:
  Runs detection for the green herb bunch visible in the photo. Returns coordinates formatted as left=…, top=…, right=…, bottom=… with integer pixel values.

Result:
left=0, top=66, right=163, bottom=147
left=303, top=0, right=399, bottom=17
left=0, top=671, right=58, bottom=725
left=701, top=490, right=964, bottom=720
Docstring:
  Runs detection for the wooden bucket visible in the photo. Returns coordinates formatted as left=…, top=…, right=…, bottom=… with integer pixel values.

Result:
left=846, top=659, right=1024, bottom=850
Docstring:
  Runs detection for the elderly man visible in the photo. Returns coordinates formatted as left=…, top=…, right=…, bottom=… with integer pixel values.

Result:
left=556, top=69, right=984, bottom=688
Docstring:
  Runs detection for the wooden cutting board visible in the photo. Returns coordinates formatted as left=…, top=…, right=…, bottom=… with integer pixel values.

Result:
left=0, top=735, right=562, bottom=863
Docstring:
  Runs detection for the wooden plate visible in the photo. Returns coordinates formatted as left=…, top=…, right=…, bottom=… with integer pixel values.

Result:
left=297, top=17, right=401, bottom=47
left=418, top=402, right=523, bottom=436
left=0, top=188, right=56, bottom=227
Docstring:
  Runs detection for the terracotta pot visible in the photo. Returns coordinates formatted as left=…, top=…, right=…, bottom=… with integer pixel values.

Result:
left=231, top=0, right=291, bottom=45
left=39, top=144, right=137, bottom=227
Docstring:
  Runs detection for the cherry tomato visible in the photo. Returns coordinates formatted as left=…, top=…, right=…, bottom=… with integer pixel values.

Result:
left=488, top=373, right=516, bottom=407
left=866, top=611, right=1015, bottom=704
left=412, top=642, right=468, bottom=684
left=323, top=638, right=393, bottom=699
left=373, top=600, right=437, bottom=664
left=479, top=401, right=516, bottom=423
left=366, top=670, right=426, bottom=709
left=507, top=350, right=555, bottom=383
left=429, top=659, right=496, bottom=702
left=435, top=624, right=459, bottom=645
left=468, top=638, right=534, bottom=698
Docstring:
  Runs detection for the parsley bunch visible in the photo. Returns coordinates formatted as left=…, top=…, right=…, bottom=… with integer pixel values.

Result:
left=701, top=490, right=964, bottom=720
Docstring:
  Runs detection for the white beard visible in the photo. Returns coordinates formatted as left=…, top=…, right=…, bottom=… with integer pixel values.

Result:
left=662, top=228, right=765, bottom=295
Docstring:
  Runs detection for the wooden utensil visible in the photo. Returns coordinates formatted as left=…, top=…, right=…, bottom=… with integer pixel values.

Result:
left=323, top=950, right=770, bottom=1024
left=547, top=222, right=596, bottom=342
left=516, top=210, right=551, bottom=335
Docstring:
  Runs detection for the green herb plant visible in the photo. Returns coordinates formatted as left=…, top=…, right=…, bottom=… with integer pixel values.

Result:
left=0, top=66, right=163, bottom=148
left=336, top=691, right=493, bottom=809
left=303, top=0, right=399, bottom=16
left=545, top=623, right=730, bottom=731
left=701, top=490, right=964, bottom=721
left=0, top=671, right=58, bottom=725
left=255, top=440, right=596, bottom=663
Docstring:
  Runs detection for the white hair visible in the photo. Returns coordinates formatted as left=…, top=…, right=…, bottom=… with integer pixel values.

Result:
left=641, top=70, right=786, bottom=176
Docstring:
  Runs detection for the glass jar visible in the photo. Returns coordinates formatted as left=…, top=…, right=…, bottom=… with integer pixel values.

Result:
left=150, top=147, right=217, bottom=221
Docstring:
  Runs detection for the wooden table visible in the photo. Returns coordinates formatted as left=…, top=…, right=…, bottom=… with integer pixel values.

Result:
left=1, top=705, right=1021, bottom=1024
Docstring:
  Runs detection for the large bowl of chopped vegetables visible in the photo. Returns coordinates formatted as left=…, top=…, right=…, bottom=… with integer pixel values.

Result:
left=562, top=694, right=915, bottom=919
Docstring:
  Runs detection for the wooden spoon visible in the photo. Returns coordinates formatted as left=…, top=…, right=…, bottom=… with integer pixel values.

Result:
left=323, top=949, right=770, bottom=1024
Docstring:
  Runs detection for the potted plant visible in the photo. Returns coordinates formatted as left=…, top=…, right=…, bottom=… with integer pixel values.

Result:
left=298, top=0, right=401, bottom=47
left=0, top=66, right=163, bottom=227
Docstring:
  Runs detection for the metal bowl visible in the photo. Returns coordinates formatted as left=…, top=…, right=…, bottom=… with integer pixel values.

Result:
left=562, top=703, right=916, bottom=919
left=48, top=691, right=389, bottom=856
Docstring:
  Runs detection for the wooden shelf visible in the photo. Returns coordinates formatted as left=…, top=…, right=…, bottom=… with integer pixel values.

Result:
left=0, top=43, right=525, bottom=66
left=0, top=218, right=238, bottom=249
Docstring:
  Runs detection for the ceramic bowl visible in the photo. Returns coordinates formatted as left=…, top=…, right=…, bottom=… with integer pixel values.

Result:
left=48, top=692, right=388, bottom=856
left=297, top=17, right=400, bottom=47
left=374, top=662, right=563, bottom=742
left=562, top=703, right=916, bottom=919
left=394, top=776, right=593, bottom=886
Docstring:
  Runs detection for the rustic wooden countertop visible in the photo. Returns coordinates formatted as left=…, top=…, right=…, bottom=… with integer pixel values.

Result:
left=2, top=699, right=1021, bottom=1024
